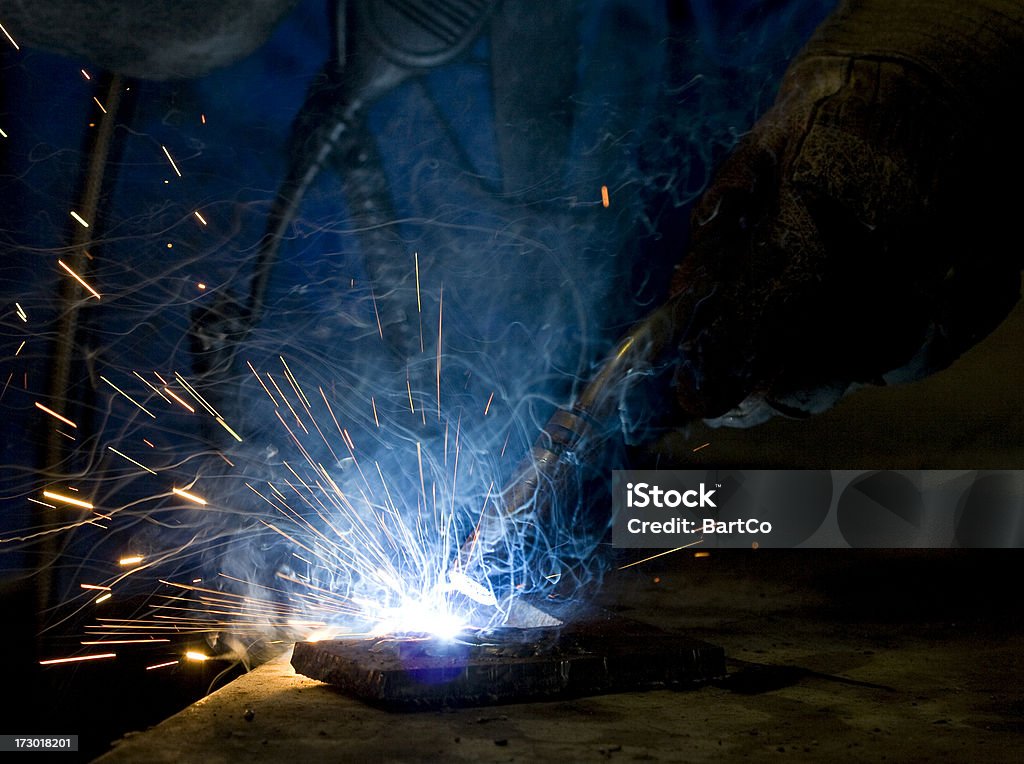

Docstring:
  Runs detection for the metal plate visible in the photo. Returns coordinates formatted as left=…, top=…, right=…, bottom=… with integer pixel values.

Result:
left=292, top=611, right=724, bottom=708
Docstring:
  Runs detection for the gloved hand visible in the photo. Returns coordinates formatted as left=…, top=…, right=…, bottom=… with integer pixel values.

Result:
left=668, top=0, right=1024, bottom=427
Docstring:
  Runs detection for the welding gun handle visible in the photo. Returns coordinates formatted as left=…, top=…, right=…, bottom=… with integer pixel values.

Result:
left=461, top=291, right=696, bottom=566
left=518, top=290, right=696, bottom=511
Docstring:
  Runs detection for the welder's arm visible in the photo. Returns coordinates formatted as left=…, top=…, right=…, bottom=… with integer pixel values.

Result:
left=668, top=0, right=1024, bottom=427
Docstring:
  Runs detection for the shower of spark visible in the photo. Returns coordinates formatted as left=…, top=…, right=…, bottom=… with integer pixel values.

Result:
left=19, top=401, right=591, bottom=681
left=0, top=27, right=670, bottom=680
left=8, top=326, right=536, bottom=671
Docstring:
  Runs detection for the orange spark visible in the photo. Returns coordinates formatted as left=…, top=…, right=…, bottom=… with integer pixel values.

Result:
left=83, top=639, right=169, bottom=645
left=146, top=660, right=180, bottom=671
left=42, top=490, right=93, bottom=510
left=173, top=487, right=207, bottom=506
left=58, top=259, right=101, bottom=299
left=40, top=653, right=116, bottom=666
left=161, top=145, right=182, bottom=177
left=108, top=446, right=156, bottom=474
left=618, top=541, right=702, bottom=570
left=215, top=417, right=243, bottom=442
left=132, top=371, right=170, bottom=403
left=0, top=21, right=19, bottom=50
left=248, top=362, right=277, bottom=405
left=35, top=401, right=77, bottom=428
left=175, top=372, right=219, bottom=414
left=101, top=376, right=155, bottom=418
left=163, top=387, right=195, bottom=413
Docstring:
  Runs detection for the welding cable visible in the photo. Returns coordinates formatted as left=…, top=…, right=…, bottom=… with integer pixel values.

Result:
left=240, top=0, right=498, bottom=350
left=245, top=89, right=361, bottom=330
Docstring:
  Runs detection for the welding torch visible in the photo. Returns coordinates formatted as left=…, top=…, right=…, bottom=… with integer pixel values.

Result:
left=454, top=287, right=701, bottom=595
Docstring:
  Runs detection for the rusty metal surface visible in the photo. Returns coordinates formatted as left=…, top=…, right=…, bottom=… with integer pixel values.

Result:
left=291, top=611, right=724, bottom=708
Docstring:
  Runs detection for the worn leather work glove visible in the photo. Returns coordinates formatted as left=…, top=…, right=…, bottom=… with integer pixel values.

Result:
left=669, top=0, right=1024, bottom=427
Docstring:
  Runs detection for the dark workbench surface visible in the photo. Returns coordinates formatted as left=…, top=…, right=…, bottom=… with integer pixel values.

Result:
left=95, top=550, right=1022, bottom=763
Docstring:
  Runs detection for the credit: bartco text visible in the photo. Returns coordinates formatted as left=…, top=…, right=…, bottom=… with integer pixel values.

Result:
left=625, top=517, right=773, bottom=535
